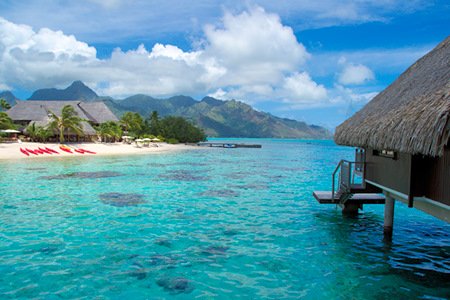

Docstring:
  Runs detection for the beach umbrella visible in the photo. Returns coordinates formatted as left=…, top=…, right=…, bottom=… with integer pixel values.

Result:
left=135, top=139, right=143, bottom=142
left=0, top=129, right=21, bottom=133
left=142, top=138, right=151, bottom=141
left=151, top=138, right=160, bottom=142
left=122, top=135, right=134, bottom=139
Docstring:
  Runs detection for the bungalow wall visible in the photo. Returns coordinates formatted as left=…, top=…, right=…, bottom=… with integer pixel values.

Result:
left=411, top=145, right=450, bottom=206
left=364, top=148, right=412, bottom=195
left=364, top=146, right=450, bottom=206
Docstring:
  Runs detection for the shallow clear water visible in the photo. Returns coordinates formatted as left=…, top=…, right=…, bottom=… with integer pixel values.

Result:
left=0, top=139, right=449, bottom=299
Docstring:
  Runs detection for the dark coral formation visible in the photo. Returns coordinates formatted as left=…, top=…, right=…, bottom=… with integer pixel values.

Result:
left=99, top=192, right=146, bottom=207
left=40, top=171, right=123, bottom=180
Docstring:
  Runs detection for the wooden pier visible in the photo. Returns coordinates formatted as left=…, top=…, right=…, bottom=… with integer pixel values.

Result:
left=197, top=142, right=262, bottom=148
left=313, top=191, right=385, bottom=204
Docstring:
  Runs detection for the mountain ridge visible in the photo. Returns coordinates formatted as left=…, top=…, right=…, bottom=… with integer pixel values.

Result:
left=0, top=91, right=19, bottom=106
left=28, top=81, right=99, bottom=101
left=5, top=81, right=332, bottom=138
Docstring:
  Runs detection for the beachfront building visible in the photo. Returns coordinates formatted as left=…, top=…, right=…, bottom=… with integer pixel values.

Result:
left=314, top=36, right=449, bottom=236
left=6, top=100, right=118, bottom=141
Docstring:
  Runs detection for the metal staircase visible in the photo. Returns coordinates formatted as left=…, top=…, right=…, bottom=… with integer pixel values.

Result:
left=313, top=148, right=385, bottom=207
left=332, top=149, right=366, bottom=204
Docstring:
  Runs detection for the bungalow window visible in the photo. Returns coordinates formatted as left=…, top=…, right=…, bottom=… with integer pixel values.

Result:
left=373, top=149, right=397, bottom=159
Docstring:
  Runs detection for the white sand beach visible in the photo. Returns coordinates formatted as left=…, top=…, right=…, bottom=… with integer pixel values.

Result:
left=0, top=142, right=197, bottom=160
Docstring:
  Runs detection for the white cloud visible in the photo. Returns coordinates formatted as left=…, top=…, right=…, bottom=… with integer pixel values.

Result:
left=0, top=1, right=431, bottom=43
left=204, top=6, right=310, bottom=86
left=338, top=63, right=375, bottom=85
left=87, top=0, right=122, bottom=9
left=0, top=8, right=328, bottom=105
left=330, top=84, right=378, bottom=105
left=281, top=72, right=327, bottom=103
left=0, top=83, right=12, bottom=90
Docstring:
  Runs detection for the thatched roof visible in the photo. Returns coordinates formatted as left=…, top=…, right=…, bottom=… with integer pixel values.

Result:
left=335, top=36, right=450, bottom=157
left=7, top=100, right=118, bottom=135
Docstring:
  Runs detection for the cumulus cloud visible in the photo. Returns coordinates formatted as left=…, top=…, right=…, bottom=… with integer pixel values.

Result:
left=0, top=17, right=97, bottom=90
left=0, top=7, right=328, bottom=106
left=338, top=63, right=375, bottom=85
left=0, top=1, right=430, bottom=44
left=330, top=84, right=378, bottom=105
left=0, top=6, right=381, bottom=113
left=204, top=7, right=310, bottom=86
left=281, top=72, right=327, bottom=103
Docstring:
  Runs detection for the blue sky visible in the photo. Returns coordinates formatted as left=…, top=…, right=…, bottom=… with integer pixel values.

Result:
left=0, top=0, right=449, bottom=129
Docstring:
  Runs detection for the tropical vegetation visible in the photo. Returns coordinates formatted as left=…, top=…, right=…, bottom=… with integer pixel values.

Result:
left=2, top=99, right=205, bottom=143
left=26, top=122, right=52, bottom=142
left=0, top=98, right=11, bottom=111
left=48, top=105, right=85, bottom=143
left=0, top=112, right=15, bottom=130
left=117, top=110, right=206, bottom=143
left=95, top=121, right=122, bottom=143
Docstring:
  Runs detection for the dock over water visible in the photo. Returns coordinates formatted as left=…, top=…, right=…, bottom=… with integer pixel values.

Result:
left=313, top=191, right=385, bottom=204
left=197, top=142, right=262, bottom=148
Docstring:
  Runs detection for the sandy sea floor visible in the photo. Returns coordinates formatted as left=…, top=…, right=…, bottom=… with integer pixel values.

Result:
left=0, top=141, right=196, bottom=160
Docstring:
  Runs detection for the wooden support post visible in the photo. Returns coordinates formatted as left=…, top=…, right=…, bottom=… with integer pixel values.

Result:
left=383, top=195, right=395, bottom=238
left=341, top=203, right=359, bottom=216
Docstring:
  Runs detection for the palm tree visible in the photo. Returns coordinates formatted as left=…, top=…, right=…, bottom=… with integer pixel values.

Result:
left=26, top=122, right=52, bottom=142
left=0, top=112, right=15, bottom=130
left=0, top=99, right=11, bottom=111
left=26, top=122, right=39, bottom=141
left=120, top=112, right=143, bottom=136
left=48, top=105, right=84, bottom=143
left=149, top=110, right=161, bottom=136
left=96, top=121, right=122, bottom=143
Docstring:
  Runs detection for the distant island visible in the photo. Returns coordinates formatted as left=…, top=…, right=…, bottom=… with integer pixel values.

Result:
left=5, top=81, right=332, bottom=139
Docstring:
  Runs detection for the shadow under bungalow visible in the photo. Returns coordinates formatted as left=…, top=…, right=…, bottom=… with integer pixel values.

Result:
left=314, top=36, right=450, bottom=237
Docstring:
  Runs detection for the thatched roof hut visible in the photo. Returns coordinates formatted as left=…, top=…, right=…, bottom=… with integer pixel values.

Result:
left=335, top=36, right=450, bottom=157
left=7, top=100, right=118, bottom=135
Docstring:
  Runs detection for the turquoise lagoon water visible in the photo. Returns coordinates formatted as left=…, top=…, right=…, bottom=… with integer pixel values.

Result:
left=0, top=139, right=449, bottom=299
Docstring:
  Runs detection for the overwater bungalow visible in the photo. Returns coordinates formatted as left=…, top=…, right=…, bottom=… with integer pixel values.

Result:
left=6, top=100, right=118, bottom=141
left=314, top=36, right=449, bottom=236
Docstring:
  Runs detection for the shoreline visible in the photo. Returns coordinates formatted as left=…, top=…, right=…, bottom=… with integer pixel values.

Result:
left=0, top=142, right=198, bottom=160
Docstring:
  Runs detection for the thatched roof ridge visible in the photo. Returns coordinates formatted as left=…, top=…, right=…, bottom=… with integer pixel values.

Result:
left=7, top=100, right=117, bottom=135
left=335, top=36, right=450, bottom=157
left=79, top=102, right=118, bottom=123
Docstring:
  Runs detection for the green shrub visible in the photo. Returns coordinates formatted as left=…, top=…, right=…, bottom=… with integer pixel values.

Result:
left=166, top=138, right=179, bottom=144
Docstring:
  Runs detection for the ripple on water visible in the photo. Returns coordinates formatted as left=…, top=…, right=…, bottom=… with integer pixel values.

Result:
left=128, top=262, right=147, bottom=280
left=99, top=192, right=146, bottom=207
left=1, top=139, right=449, bottom=299
left=39, top=171, right=123, bottom=180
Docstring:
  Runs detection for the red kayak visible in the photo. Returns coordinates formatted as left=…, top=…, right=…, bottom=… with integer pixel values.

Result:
left=60, top=146, right=73, bottom=153
left=25, top=148, right=38, bottom=155
left=80, top=149, right=96, bottom=154
left=45, top=147, right=59, bottom=154
left=34, top=149, right=45, bottom=154
left=20, top=148, right=30, bottom=156
left=38, top=147, right=52, bottom=154
left=74, top=149, right=85, bottom=154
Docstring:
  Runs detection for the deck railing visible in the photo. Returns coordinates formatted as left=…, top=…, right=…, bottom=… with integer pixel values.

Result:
left=332, top=160, right=365, bottom=203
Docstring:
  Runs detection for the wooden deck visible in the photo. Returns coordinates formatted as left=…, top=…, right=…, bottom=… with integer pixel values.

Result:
left=313, top=191, right=386, bottom=204
left=197, top=142, right=262, bottom=148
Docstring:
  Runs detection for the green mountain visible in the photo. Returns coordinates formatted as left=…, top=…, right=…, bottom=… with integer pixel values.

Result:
left=0, top=91, right=19, bottom=106
left=28, top=81, right=99, bottom=101
left=23, top=81, right=331, bottom=138
left=113, top=95, right=331, bottom=138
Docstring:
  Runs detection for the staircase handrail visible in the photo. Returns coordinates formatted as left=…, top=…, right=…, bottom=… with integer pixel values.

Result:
left=332, top=160, right=365, bottom=203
